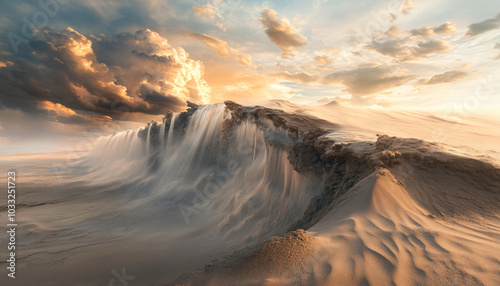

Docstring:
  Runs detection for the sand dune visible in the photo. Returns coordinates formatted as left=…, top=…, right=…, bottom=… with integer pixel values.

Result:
left=171, top=163, right=500, bottom=285
left=2, top=102, right=499, bottom=286
left=169, top=104, right=500, bottom=285
left=309, top=168, right=500, bottom=286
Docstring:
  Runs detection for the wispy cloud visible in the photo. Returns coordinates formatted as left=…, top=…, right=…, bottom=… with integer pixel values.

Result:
left=419, top=65, right=477, bottom=85
left=186, top=31, right=252, bottom=66
left=193, top=3, right=218, bottom=19
left=277, top=71, right=320, bottom=84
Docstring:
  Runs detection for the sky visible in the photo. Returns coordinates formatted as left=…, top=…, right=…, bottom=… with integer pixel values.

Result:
left=0, top=0, right=499, bottom=151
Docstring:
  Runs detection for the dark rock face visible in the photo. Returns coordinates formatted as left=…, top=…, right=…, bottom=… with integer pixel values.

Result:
left=138, top=101, right=199, bottom=147
left=222, top=101, right=375, bottom=231
left=137, top=101, right=200, bottom=171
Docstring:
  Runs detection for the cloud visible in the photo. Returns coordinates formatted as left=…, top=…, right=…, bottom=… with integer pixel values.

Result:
left=385, top=26, right=401, bottom=38
left=494, top=43, right=500, bottom=60
left=321, top=47, right=340, bottom=54
left=192, top=2, right=226, bottom=31
left=38, top=101, right=77, bottom=117
left=186, top=31, right=252, bottom=66
left=37, top=100, right=112, bottom=126
left=420, top=66, right=477, bottom=85
left=368, top=38, right=451, bottom=61
left=410, top=22, right=456, bottom=36
left=258, top=8, right=307, bottom=57
left=465, top=13, right=500, bottom=38
left=277, top=71, right=320, bottom=84
left=323, top=65, right=414, bottom=96
left=0, top=27, right=211, bottom=123
left=192, top=3, right=218, bottom=19
left=314, top=55, right=332, bottom=65
left=202, top=63, right=286, bottom=102
left=90, top=28, right=212, bottom=110
left=0, top=61, right=13, bottom=68
left=412, top=39, right=451, bottom=57
left=399, top=0, right=416, bottom=15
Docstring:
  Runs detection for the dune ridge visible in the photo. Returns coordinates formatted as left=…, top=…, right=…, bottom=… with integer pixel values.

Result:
left=169, top=103, right=500, bottom=286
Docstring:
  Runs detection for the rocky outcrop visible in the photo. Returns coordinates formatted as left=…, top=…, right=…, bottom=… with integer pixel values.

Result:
left=222, top=101, right=375, bottom=231
left=138, top=101, right=199, bottom=144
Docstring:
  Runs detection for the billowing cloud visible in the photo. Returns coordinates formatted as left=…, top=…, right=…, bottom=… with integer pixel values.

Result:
left=258, top=8, right=307, bottom=57
left=465, top=13, right=500, bottom=38
left=410, top=22, right=456, bottom=36
left=323, top=65, right=414, bottom=96
left=421, top=66, right=477, bottom=85
left=93, top=28, right=211, bottom=108
left=368, top=38, right=451, bottom=61
left=0, top=27, right=211, bottom=123
left=186, top=31, right=252, bottom=66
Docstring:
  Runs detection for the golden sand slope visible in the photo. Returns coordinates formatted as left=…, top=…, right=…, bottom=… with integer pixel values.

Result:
left=308, top=168, right=500, bottom=286
left=170, top=163, right=500, bottom=286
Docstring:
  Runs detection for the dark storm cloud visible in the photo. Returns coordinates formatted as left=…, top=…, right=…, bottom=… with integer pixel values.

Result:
left=0, top=27, right=210, bottom=122
left=0, top=0, right=163, bottom=56
left=138, top=85, right=186, bottom=110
